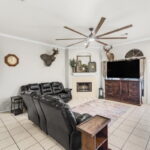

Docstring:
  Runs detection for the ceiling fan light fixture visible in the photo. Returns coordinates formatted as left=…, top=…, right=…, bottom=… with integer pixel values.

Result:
left=88, top=37, right=95, bottom=42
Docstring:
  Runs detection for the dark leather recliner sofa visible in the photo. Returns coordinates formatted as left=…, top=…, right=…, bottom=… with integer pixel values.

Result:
left=21, top=92, right=91, bottom=150
left=20, top=82, right=72, bottom=103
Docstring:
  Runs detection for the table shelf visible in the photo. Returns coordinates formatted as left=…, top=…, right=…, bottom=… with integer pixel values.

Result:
left=77, top=115, right=111, bottom=150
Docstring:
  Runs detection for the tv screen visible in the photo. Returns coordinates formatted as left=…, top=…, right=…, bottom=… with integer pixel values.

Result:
left=107, top=59, right=140, bottom=78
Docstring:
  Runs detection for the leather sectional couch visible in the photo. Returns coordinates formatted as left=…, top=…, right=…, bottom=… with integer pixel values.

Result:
left=20, top=82, right=72, bottom=103
left=22, top=92, right=91, bottom=150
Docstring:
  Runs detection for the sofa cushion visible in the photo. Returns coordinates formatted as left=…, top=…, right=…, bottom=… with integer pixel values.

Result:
left=51, top=82, right=64, bottom=94
left=27, top=84, right=41, bottom=94
left=40, top=83, right=53, bottom=95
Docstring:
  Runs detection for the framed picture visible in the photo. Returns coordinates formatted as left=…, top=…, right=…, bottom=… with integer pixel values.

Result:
left=76, top=55, right=91, bottom=72
left=77, top=55, right=91, bottom=64
left=88, top=62, right=96, bottom=72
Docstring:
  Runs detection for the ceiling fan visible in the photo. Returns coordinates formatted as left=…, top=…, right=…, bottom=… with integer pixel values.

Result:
left=56, top=17, right=133, bottom=48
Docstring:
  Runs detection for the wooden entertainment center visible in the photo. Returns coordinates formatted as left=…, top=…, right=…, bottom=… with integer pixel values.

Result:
left=104, top=58, right=145, bottom=105
left=105, top=79, right=142, bottom=105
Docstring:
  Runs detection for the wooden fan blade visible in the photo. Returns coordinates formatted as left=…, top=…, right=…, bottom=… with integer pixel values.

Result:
left=97, top=24, right=133, bottom=38
left=96, top=40, right=108, bottom=46
left=66, top=40, right=85, bottom=47
left=64, top=26, right=87, bottom=37
left=98, top=37, right=127, bottom=39
left=94, top=17, right=106, bottom=34
left=56, top=38, right=86, bottom=40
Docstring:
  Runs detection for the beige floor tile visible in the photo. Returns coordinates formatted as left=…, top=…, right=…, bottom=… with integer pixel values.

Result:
left=111, top=122, right=121, bottom=129
left=146, top=140, right=150, bottom=150
left=115, top=118, right=124, bottom=124
left=108, top=126, right=116, bottom=134
left=17, top=136, right=37, bottom=150
left=113, top=129, right=130, bottom=140
left=13, top=131, right=31, bottom=142
left=3, top=119, right=18, bottom=125
left=2, top=144, right=19, bottom=150
left=6, top=122, right=21, bottom=131
left=21, top=122, right=35, bottom=130
left=108, top=143, right=120, bottom=150
left=49, top=145, right=64, bottom=150
left=32, top=131, right=48, bottom=142
left=123, top=141, right=144, bottom=150
left=28, top=126, right=41, bottom=135
left=126, top=117, right=140, bottom=122
left=139, top=119, right=150, bottom=126
left=40, top=137, right=56, bottom=150
left=136, top=124, right=150, bottom=132
left=132, top=128, right=150, bottom=140
left=0, top=137, right=14, bottom=149
left=122, top=120, right=137, bottom=127
left=109, top=135, right=126, bottom=148
left=9, top=126, right=26, bottom=135
left=0, top=126, right=7, bottom=133
left=20, top=119, right=32, bottom=125
left=118, top=124, right=134, bottom=133
left=26, top=143, right=44, bottom=150
left=0, top=120, right=4, bottom=127
left=0, top=131, right=10, bottom=141
left=14, top=114, right=28, bottom=121
left=128, top=134, right=148, bottom=148
left=141, top=117, right=150, bottom=122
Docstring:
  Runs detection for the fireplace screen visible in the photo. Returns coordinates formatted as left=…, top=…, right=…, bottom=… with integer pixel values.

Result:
left=77, top=82, right=92, bottom=92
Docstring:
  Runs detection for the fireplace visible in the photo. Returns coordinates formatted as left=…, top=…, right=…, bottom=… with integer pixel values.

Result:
left=77, top=82, right=92, bottom=92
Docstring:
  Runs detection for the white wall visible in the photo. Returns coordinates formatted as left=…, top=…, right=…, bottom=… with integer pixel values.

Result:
left=112, top=41, right=150, bottom=104
left=0, top=37, right=65, bottom=112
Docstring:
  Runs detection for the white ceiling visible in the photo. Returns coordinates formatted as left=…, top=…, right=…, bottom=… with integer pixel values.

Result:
left=0, top=0, right=149, bottom=48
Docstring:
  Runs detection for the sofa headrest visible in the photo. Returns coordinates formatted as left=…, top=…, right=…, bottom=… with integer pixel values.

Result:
left=28, top=84, right=40, bottom=90
left=40, top=83, right=51, bottom=88
left=40, top=95, right=64, bottom=108
left=51, top=82, right=64, bottom=94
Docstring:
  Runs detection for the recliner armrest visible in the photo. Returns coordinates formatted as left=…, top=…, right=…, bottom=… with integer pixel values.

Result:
left=76, top=113, right=92, bottom=124
left=63, top=88, right=72, bottom=93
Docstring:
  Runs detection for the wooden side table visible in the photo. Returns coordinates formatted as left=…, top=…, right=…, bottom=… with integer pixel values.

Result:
left=77, top=115, right=111, bottom=150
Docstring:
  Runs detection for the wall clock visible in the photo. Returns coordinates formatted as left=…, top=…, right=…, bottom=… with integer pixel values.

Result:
left=125, top=49, right=143, bottom=58
left=4, top=54, right=19, bottom=66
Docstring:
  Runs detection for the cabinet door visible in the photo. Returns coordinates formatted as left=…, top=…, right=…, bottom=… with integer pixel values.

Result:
left=105, top=81, right=113, bottom=98
left=128, top=81, right=140, bottom=104
left=105, top=80, right=120, bottom=100
left=121, top=81, right=129, bottom=101
left=112, top=81, right=121, bottom=99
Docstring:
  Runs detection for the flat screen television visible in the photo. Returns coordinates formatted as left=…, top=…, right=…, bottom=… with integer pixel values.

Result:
left=107, top=59, right=140, bottom=78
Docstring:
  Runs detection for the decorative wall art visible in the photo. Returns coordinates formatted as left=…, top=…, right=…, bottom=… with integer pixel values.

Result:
left=70, top=55, right=96, bottom=73
left=4, top=54, right=19, bottom=67
left=103, top=45, right=115, bottom=61
left=88, top=62, right=96, bottom=72
left=40, top=48, right=59, bottom=66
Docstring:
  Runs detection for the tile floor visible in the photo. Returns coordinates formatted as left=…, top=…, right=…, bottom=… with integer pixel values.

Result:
left=0, top=99, right=150, bottom=150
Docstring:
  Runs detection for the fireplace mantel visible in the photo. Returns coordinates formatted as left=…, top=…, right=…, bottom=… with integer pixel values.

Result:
left=72, top=73, right=96, bottom=76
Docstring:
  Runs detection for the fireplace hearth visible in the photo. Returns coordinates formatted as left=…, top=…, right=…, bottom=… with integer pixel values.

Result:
left=77, top=82, right=92, bottom=92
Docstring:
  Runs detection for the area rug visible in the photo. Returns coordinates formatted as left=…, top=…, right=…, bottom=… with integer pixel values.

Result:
left=72, top=99, right=130, bottom=126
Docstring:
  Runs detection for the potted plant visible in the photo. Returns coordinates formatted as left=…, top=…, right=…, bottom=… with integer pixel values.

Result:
left=70, top=59, right=77, bottom=72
